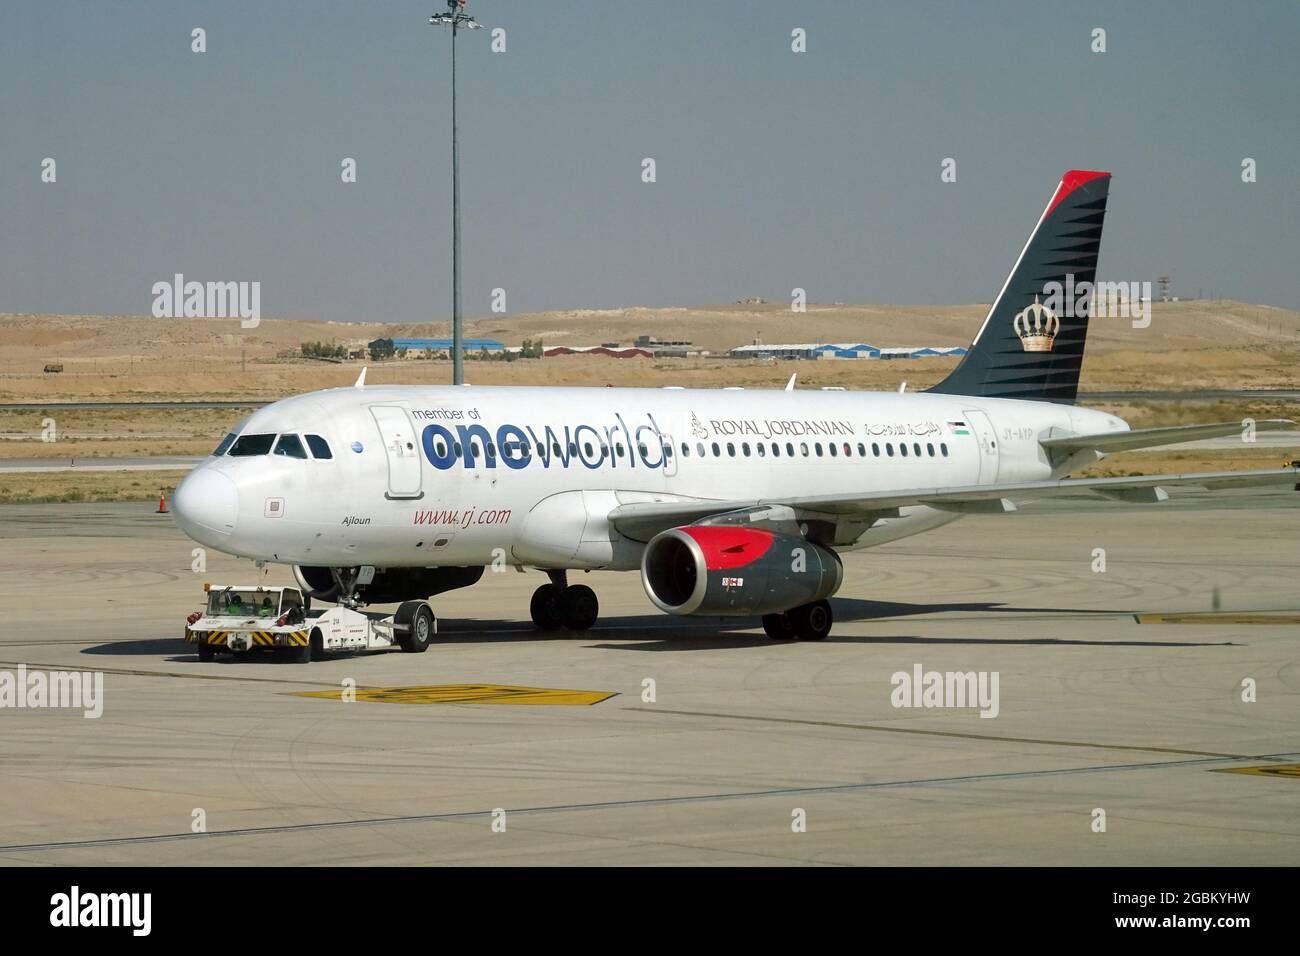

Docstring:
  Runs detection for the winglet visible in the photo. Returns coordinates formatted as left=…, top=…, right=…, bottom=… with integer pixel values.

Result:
left=354, top=367, right=367, bottom=388
left=785, top=373, right=797, bottom=392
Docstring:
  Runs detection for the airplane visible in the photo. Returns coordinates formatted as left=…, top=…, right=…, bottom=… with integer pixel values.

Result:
left=172, top=170, right=1298, bottom=643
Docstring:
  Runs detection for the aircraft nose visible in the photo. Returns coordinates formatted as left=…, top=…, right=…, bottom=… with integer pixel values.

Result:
left=173, top=468, right=239, bottom=539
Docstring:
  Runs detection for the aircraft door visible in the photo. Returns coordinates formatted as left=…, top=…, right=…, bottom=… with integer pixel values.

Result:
left=370, top=405, right=424, bottom=499
left=963, top=409, right=1001, bottom=483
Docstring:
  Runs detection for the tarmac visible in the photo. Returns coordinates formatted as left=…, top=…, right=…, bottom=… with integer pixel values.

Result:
left=0, top=492, right=1297, bottom=865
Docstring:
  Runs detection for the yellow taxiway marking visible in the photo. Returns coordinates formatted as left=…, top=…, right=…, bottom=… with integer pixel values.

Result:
left=1212, top=763, right=1300, bottom=779
left=292, top=683, right=617, bottom=706
left=1135, top=612, right=1300, bottom=625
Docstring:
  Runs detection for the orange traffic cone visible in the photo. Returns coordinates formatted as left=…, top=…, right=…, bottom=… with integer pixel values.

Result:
left=157, top=492, right=168, bottom=514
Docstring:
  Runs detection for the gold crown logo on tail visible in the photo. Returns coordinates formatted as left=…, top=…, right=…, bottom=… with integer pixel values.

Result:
left=1013, top=296, right=1059, bottom=352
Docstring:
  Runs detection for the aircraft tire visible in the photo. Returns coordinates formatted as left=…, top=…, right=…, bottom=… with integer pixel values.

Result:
left=530, top=584, right=564, bottom=630
left=762, top=612, right=796, bottom=640
left=791, top=600, right=833, bottom=641
left=561, top=584, right=599, bottom=631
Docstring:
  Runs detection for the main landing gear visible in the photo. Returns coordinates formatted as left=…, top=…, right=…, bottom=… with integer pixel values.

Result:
left=762, top=599, right=833, bottom=641
left=530, top=570, right=599, bottom=632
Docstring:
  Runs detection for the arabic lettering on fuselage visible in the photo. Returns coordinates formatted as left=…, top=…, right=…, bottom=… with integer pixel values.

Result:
left=707, top=418, right=855, bottom=439
left=417, top=411, right=666, bottom=470
left=863, top=421, right=942, bottom=437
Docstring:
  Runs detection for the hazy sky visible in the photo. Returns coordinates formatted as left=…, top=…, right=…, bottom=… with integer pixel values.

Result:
left=3, top=0, right=1297, bottom=322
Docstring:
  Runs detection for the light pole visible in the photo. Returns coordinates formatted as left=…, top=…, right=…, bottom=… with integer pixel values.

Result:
left=429, top=1, right=481, bottom=386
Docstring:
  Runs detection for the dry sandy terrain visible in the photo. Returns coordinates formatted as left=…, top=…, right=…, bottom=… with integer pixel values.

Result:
left=1, top=299, right=1297, bottom=402
left=1, top=301, right=1296, bottom=499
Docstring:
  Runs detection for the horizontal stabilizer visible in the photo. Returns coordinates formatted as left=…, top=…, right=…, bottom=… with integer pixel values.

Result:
left=1040, top=419, right=1295, bottom=454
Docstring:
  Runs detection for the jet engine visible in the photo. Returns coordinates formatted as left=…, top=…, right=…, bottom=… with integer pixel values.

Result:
left=641, top=525, right=842, bottom=616
left=292, top=565, right=484, bottom=605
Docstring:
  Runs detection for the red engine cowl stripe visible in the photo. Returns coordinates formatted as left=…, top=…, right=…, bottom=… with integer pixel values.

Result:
left=680, top=526, right=776, bottom=571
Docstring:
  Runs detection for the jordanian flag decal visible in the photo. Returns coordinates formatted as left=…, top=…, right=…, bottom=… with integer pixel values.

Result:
left=947, top=421, right=971, bottom=436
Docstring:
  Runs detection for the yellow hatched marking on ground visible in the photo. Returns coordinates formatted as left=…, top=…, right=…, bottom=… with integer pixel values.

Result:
left=1212, top=763, right=1300, bottom=778
left=1135, top=613, right=1300, bottom=625
left=292, top=684, right=617, bottom=706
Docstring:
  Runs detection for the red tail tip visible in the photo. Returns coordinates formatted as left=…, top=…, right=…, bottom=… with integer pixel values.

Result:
left=1047, top=169, right=1112, bottom=216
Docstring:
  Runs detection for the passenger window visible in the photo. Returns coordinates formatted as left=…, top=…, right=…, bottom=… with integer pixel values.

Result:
left=273, top=434, right=308, bottom=459
left=815, top=443, right=823, bottom=457
left=213, top=432, right=238, bottom=456
left=696, top=442, right=705, bottom=457
left=927, top=443, right=935, bottom=457
left=913, top=443, right=921, bottom=457
left=742, top=442, right=750, bottom=457
left=772, top=443, right=780, bottom=457
left=786, top=442, right=795, bottom=457
left=858, top=443, right=866, bottom=456
left=757, top=443, right=765, bottom=457
left=305, top=434, right=333, bottom=459
left=726, top=443, right=735, bottom=457
left=872, top=442, right=880, bottom=457
left=900, top=443, right=908, bottom=457
left=800, top=443, right=809, bottom=456
left=941, top=442, right=949, bottom=457
left=712, top=442, right=720, bottom=456
left=886, top=443, right=894, bottom=457
left=454, top=442, right=463, bottom=456
left=681, top=442, right=689, bottom=457
left=229, top=433, right=276, bottom=456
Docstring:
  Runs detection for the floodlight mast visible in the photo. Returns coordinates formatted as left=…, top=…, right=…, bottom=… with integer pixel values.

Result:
left=429, top=1, right=481, bottom=385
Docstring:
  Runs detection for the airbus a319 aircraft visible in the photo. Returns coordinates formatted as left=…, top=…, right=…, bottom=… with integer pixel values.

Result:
left=173, top=170, right=1297, bottom=642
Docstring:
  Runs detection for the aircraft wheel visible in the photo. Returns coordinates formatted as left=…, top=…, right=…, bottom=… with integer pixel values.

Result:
left=530, top=584, right=564, bottom=630
left=791, top=600, right=833, bottom=641
left=762, top=612, right=796, bottom=640
left=561, top=584, right=599, bottom=631
left=396, top=601, right=434, bottom=653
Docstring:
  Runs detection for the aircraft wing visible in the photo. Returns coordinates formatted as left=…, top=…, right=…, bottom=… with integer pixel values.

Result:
left=608, top=466, right=1300, bottom=541
left=1040, top=419, right=1295, bottom=454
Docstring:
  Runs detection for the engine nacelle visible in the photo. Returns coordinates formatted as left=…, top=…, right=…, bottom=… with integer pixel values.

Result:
left=292, top=565, right=484, bottom=605
left=641, top=526, right=842, bottom=616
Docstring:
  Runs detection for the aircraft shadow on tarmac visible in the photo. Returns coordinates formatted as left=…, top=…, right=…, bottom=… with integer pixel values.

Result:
left=77, top=597, right=1240, bottom=661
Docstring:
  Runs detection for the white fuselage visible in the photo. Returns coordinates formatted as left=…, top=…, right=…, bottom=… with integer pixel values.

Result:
left=172, top=384, right=1128, bottom=571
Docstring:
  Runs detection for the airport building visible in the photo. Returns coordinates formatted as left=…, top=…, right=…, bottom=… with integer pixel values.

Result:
left=392, top=337, right=506, bottom=357
left=727, top=343, right=968, bottom=360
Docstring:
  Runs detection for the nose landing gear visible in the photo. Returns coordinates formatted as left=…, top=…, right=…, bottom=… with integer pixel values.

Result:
left=530, top=570, right=599, bottom=632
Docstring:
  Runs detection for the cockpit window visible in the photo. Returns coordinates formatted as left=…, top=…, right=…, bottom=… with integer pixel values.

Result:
left=274, top=434, right=308, bottom=459
left=213, top=432, right=238, bottom=456
left=305, top=434, right=333, bottom=459
left=228, top=433, right=276, bottom=456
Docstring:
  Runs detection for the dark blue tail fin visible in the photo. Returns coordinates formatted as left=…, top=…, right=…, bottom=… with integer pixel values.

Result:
left=928, top=170, right=1111, bottom=405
